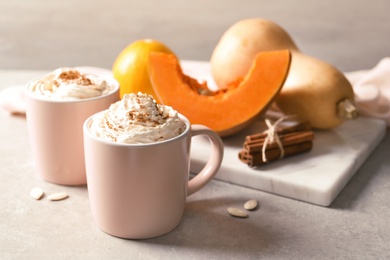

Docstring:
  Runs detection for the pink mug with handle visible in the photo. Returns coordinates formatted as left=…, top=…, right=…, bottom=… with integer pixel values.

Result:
left=83, top=112, right=224, bottom=239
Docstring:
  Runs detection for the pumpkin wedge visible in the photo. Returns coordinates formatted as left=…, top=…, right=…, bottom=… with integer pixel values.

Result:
left=149, top=50, right=291, bottom=137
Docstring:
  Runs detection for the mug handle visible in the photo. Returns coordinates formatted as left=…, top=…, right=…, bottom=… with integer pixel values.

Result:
left=187, top=124, right=224, bottom=196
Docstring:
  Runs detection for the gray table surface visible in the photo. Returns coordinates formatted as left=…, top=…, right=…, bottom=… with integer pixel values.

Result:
left=1, top=0, right=390, bottom=259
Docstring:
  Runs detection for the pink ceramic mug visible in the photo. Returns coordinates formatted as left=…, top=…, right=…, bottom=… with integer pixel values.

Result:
left=83, top=113, right=224, bottom=239
left=25, top=72, right=119, bottom=186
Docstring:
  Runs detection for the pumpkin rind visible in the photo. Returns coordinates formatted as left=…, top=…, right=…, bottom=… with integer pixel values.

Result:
left=149, top=50, right=291, bottom=136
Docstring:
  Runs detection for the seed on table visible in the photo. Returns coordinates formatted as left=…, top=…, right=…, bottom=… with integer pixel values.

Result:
left=244, top=199, right=258, bottom=211
left=47, top=192, right=68, bottom=201
left=227, top=207, right=248, bottom=218
left=30, top=187, right=44, bottom=200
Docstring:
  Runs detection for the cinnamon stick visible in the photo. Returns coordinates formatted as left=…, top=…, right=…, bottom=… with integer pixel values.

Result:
left=245, top=121, right=311, bottom=142
left=239, top=141, right=313, bottom=167
left=244, top=131, right=314, bottom=153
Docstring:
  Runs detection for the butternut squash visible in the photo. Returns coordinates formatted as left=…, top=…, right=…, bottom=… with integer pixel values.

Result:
left=275, top=52, right=357, bottom=129
left=210, top=18, right=358, bottom=129
left=149, top=50, right=291, bottom=137
left=211, top=18, right=298, bottom=90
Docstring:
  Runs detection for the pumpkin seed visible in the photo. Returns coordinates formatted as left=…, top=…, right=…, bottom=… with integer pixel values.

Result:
left=47, top=192, right=68, bottom=201
left=227, top=207, right=248, bottom=218
left=244, top=199, right=258, bottom=211
left=30, top=187, right=44, bottom=200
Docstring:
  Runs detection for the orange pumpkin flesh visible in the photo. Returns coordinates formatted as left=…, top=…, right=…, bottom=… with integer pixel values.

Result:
left=149, top=50, right=291, bottom=137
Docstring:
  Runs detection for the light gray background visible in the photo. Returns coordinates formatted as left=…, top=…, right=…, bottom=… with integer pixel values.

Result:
left=1, top=0, right=389, bottom=72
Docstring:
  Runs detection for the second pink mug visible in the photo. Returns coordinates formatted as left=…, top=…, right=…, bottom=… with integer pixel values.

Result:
left=25, top=71, right=119, bottom=185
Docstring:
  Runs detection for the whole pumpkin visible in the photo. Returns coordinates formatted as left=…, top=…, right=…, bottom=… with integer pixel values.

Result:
left=112, top=39, right=176, bottom=101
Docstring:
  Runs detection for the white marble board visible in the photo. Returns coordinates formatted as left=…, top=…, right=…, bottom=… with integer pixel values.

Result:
left=181, top=60, right=387, bottom=207
left=190, top=116, right=386, bottom=207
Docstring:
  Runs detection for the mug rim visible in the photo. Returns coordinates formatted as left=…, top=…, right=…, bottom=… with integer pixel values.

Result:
left=25, top=68, right=120, bottom=104
left=83, top=111, right=191, bottom=147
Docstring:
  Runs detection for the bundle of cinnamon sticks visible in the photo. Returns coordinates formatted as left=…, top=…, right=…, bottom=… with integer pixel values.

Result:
left=239, top=120, right=315, bottom=167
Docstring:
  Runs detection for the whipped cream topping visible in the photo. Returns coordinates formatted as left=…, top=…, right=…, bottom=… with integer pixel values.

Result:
left=88, top=92, right=186, bottom=144
left=29, top=67, right=113, bottom=100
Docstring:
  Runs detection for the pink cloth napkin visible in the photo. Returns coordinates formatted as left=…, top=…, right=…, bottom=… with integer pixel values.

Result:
left=345, top=58, right=390, bottom=126
left=1, top=62, right=390, bottom=126
left=0, top=85, right=26, bottom=115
